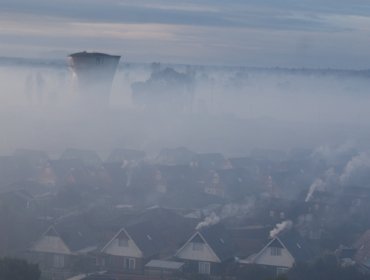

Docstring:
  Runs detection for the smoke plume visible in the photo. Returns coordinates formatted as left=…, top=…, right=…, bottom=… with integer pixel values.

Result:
left=305, top=168, right=337, bottom=202
left=340, top=152, right=370, bottom=185
left=269, top=220, right=293, bottom=239
left=305, top=179, right=325, bottom=202
left=196, top=212, right=220, bottom=231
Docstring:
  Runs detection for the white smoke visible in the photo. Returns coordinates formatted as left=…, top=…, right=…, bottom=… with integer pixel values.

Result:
left=269, top=220, right=293, bottom=239
left=305, top=168, right=337, bottom=202
left=220, top=198, right=255, bottom=219
left=311, top=143, right=355, bottom=162
left=196, top=212, right=220, bottom=231
left=305, top=178, right=324, bottom=202
left=339, top=152, right=370, bottom=185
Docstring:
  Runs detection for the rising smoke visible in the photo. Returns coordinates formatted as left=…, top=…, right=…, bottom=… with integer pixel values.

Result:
left=269, top=220, right=293, bottom=239
left=305, top=168, right=336, bottom=202
left=196, top=212, right=221, bottom=231
left=305, top=150, right=370, bottom=202
left=340, top=152, right=370, bottom=185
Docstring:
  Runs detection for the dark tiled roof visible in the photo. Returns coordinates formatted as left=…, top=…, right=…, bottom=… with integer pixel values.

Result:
left=53, top=209, right=126, bottom=253
left=229, top=226, right=270, bottom=258
left=199, top=224, right=236, bottom=262
left=126, top=208, right=198, bottom=258
left=278, top=231, right=315, bottom=262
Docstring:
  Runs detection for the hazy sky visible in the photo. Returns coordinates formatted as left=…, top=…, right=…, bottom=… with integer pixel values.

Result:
left=1, top=0, right=370, bottom=68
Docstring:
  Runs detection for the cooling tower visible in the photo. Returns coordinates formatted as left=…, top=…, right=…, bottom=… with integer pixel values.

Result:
left=68, top=52, right=121, bottom=106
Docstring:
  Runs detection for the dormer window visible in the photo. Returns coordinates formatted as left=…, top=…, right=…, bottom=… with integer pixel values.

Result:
left=270, top=247, right=282, bottom=256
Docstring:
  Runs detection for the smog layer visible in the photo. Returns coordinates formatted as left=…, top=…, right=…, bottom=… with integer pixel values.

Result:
left=1, top=57, right=370, bottom=157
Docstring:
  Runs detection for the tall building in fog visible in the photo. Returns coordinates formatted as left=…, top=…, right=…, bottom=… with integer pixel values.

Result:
left=68, top=52, right=120, bottom=106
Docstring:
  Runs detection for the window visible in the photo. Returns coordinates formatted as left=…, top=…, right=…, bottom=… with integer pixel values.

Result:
left=126, top=258, right=135, bottom=270
left=198, top=262, right=211, bottom=274
left=53, top=254, right=64, bottom=268
left=192, top=242, right=203, bottom=251
left=118, top=237, right=128, bottom=247
left=270, top=247, right=282, bottom=256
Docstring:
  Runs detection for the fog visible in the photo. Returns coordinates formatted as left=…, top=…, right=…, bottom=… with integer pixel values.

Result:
left=2, top=56, right=370, bottom=280
left=1, top=59, right=370, bottom=158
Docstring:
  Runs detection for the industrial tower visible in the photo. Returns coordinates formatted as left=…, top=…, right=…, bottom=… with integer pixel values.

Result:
left=68, top=51, right=121, bottom=106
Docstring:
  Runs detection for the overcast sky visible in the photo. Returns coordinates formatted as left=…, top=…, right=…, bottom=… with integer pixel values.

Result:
left=1, top=0, right=370, bottom=68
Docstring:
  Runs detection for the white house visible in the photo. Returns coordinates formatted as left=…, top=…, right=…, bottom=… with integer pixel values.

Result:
left=239, top=233, right=313, bottom=276
left=175, top=225, right=235, bottom=275
left=99, top=228, right=143, bottom=272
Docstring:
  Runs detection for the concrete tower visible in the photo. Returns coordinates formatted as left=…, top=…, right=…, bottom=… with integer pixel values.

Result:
left=68, top=52, right=120, bottom=106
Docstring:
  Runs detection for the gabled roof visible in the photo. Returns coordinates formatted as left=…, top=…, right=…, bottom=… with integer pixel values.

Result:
left=175, top=231, right=221, bottom=263
left=54, top=216, right=104, bottom=253
left=31, top=226, right=72, bottom=255
left=101, top=227, right=142, bottom=257
left=35, top=209, right=121, bottom=254
left=244, top=231, right=314, bottom=264
left=126, top=210, right=197, bottom=258
left=176, top=224, right=236, bottom=262
left=103, top=207, right=197, bottom=259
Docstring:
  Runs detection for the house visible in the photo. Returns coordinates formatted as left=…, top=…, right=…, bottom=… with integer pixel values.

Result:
left=239, top=232, right=314, bottom=276
left=99, top=228, right=143, bottom=273
left=175, top=224, right=235, bottom=275
left=98, top=208, right=197, bottom=274
left=28, top=226, right=75, bottom=280
left=27, top=212, right=115, bottom=280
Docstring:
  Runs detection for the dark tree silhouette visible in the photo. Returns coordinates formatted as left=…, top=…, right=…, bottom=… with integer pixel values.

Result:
left=0, top=258, right=40, bottom=280
left=284, top=254, right=368, bottom=280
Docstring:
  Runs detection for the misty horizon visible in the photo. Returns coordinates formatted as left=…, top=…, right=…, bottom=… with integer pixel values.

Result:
left=1, top=2, right=370, bottom=280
